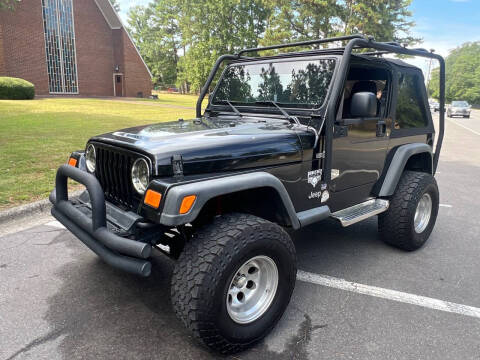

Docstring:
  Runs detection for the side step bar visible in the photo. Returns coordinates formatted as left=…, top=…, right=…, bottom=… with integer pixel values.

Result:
left=331, top=199, right=389, bottom=227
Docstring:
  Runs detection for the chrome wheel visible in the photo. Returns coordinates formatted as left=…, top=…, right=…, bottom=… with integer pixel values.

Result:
left=414, top=193, right=432, bottom=234
left=226, top=255, right=278, bottom=324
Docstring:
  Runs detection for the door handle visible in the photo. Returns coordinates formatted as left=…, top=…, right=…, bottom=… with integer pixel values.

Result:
left=376, top=120, right=386, bottom=137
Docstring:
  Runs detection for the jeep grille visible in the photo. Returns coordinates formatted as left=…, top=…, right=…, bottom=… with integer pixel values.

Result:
left=94, top=145, right=140, bottom=208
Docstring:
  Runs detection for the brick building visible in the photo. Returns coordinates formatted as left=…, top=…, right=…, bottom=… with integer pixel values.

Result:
left=0, top=0, right=152, bottom=97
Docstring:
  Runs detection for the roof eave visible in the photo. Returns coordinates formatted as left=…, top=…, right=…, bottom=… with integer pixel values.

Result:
left=94, top=0, right=153, bottom=79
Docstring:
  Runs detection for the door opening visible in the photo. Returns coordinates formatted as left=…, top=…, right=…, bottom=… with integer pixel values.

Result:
left=114, top=74, right=123, bottom=97
left=330, top=63, right=392, bottom=201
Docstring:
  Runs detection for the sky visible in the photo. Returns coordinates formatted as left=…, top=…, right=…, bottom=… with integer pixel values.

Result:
left=406, top=0, right=480, bottom=73
left=117, top=0, right=480, bottom=74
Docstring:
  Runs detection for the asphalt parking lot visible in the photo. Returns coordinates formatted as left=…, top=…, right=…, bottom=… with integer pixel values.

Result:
left=1, top=110, right=479, bottom=360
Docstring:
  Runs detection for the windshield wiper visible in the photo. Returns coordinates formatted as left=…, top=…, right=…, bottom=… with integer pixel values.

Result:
left=255, top=100, right=300, bottom=125
left=218, top=99, right=242, bottom=117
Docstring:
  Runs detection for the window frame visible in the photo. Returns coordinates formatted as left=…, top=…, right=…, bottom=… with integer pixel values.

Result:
left=389, top=67, right=434, bottom=138
left=338, top=62, right=393, bottom=121
left=208, top=55, right=340, bottom=114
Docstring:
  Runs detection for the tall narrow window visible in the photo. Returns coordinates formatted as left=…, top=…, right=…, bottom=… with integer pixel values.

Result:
left=41, top=0, right=78, bottom=94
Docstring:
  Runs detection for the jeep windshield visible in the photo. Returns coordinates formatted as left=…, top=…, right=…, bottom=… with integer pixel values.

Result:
left=211, top=58, right=336, bottom=109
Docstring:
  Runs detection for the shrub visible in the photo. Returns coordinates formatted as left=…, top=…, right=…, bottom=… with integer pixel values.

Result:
left=0, top=77, right=35, bottom=100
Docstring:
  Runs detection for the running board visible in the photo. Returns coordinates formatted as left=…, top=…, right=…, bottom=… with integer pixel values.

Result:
left=331, top=199, right=389, bottom=227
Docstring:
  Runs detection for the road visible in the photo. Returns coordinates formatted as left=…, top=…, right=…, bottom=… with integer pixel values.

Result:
left=1, top=111, right=480, bottom=360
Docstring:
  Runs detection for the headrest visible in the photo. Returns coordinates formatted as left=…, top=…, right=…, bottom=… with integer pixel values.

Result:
left=351, top=80, right=377, bottom=94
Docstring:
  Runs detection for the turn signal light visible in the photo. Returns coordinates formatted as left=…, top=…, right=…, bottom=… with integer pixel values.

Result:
left=179, top=195, right=196, bottom=214
left=144, top=189, right=162, bottom=209
left=68, top=157, right=77, bottom=167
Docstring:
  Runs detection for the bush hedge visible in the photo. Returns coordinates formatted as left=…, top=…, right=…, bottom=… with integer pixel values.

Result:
left=0, top=77, right=35, bottom=100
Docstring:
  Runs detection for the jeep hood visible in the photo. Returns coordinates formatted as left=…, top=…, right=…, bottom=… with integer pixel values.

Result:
left=91, top=117, right=305, bottom=175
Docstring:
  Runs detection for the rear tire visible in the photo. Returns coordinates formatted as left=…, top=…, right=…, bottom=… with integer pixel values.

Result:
left=171, top=213, right=296, bottom=354
left=378, top=171, right=439, bottom=251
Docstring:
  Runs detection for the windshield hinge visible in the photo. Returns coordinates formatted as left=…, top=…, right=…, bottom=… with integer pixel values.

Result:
left=172, top=154, right=184, bottom=178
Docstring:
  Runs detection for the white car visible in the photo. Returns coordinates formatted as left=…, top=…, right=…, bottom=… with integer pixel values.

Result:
left=447, top=101, right=471, bottom=118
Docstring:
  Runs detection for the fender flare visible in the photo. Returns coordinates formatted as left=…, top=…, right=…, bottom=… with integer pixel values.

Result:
left=378, top=143, right=433, bottom=197
left=159, top=172, right=302, bottom=229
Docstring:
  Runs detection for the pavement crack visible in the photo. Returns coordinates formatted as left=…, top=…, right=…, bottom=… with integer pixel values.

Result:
left=5, top=327, right=67, bottom=360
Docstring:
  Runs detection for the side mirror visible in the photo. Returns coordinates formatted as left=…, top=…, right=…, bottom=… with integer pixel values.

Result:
left=351, top=92, right=378, bottom=118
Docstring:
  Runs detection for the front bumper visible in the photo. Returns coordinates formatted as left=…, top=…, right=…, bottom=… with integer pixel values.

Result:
left=450, top=109, right=470, bottom=116
left=50, top=165, right=152, bottom=276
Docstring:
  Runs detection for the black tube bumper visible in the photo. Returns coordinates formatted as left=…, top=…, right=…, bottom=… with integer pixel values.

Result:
left=50, top=165, right=152, bottom=277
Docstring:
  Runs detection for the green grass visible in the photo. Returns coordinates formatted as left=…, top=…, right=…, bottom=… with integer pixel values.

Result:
left=152, top=92, right=206, bottom=107
left=0, top=95, right=201, bottom=210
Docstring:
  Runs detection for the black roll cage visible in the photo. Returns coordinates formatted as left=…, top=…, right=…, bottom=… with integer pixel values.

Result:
left=195, top=34, right=445, bottom=177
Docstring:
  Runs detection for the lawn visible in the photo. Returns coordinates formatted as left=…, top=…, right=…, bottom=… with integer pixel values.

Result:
left=0, top=94, right=201, bottom=210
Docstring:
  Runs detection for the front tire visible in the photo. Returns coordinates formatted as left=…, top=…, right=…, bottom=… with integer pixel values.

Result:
left=379, top=171, right=439, bottom=251
left=171, top=213, right=296, bottom=354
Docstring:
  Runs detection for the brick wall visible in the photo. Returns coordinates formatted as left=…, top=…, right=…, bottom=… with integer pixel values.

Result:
left=122, top=30, right=152, bottom=98
left=0, top=24, right=5, bottom=74
left=74, top=0, right=115, bottom=96
left=0, top=0, right=151, bottom=97
left=0, top=1, right=49, bottom=94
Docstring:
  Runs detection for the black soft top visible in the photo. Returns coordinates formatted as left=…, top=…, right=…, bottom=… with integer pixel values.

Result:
left=350, top=54, right=421, bottom=72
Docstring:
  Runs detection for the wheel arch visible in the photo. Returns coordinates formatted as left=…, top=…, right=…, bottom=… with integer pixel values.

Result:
left=375, top=143, right=433, bottom=197
left=159, top=172, right=301, bottom=229
left=194, top=186, right=296, bottom=228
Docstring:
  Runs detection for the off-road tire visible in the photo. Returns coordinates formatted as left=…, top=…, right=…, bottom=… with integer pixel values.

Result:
left=378, top=171, right=439, bottom=251
left=171, top=213, right=296, bottom=354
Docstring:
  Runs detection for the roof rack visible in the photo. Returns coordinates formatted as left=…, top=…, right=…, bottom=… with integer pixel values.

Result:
left=236, top=34, right=368, bottom=56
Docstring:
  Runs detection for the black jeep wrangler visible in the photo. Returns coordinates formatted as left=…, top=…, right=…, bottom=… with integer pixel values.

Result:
left=50, top=35, right=445, bottom=354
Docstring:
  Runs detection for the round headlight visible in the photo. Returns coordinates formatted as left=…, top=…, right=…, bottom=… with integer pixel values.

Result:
left=131, top=158, right=150, bottom=194
left=85, top=144, right=96, bottom=173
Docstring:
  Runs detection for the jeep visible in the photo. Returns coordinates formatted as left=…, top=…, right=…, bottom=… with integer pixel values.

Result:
left=50, top=35, right=445, bottom=354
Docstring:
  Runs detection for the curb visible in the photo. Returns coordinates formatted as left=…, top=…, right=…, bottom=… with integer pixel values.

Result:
left=0, top=190, right=84, bottom=225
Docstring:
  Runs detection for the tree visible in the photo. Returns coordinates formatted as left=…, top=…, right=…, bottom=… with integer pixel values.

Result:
left=262, top=0, right=342, bottom=47
left=127, top=0, right=418, bottom=94
left=127, top=1, right=182, bottom=88
left=213, top=66, right=254, bottom=102
left=286, top=60, right=336, bottom=105
left=0, top=0, right=18, bottom=10
left=342, top=0, right=418, bottom=44
left=257, top=65, right=284, bottom=101
left=176, top=0, right=272, bottom=92
left=262, top=0, right=418, bottom=49
left=429, top=42, right=480, bottom=105
left=109, top=0, right=120, bottom=12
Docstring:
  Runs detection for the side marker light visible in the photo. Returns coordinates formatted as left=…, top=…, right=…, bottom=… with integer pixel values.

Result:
left=179, top=195, right=197, bottom=214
